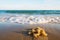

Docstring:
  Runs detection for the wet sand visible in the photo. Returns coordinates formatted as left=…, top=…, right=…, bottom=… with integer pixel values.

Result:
left=0, top=23, right=60, bottom=40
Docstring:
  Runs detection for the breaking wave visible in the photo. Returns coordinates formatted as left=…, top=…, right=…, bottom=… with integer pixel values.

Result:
left=0, top=14, right=60, bottom=24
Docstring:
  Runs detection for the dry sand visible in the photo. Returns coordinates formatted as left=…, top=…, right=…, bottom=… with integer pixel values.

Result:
left=0, top=23, right=60, bottom=40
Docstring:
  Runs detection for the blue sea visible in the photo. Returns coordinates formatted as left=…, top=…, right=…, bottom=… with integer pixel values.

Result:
left=0, top=10, right=60, bottom=24
left=0, top=10, right=60, bottom=15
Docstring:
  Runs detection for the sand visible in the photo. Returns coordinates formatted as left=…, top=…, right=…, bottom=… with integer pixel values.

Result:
left=0, top=23, right=60, bottom=40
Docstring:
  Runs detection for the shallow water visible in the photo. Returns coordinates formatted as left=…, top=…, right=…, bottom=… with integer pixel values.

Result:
left=0, top=23, right=60, bottom=40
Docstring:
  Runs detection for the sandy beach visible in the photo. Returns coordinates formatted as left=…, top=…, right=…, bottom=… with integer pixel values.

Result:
left=0, top=23, right=60, bottom=40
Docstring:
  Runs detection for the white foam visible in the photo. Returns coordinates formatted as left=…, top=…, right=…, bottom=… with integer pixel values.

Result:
left=0, top=15, right=60, bottom=24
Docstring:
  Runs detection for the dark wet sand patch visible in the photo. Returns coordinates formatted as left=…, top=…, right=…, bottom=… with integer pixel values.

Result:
left=0, top=24, right=60, bottom=40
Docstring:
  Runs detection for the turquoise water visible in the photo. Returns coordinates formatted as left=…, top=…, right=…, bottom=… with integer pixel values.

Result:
left=0, top=10, right=60, bottom=15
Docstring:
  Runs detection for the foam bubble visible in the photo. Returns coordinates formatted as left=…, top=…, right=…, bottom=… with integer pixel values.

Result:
left=0, top=15, right=60, bottom=24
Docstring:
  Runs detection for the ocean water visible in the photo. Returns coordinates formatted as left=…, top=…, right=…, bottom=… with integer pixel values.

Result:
left=0, top=10, right=60, bottom=24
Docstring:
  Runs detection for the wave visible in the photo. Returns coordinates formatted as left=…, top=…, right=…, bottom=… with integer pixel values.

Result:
left=0, top=14, right=60, bottom=24
left=0, top=10, right=60, bottom=15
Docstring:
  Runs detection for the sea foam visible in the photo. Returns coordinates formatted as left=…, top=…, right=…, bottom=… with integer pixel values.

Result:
left=0, top=15, right=60, bottom=24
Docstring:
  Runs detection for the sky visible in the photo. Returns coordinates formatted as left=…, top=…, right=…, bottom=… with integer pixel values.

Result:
left=0, top=0, right=60, bottom=10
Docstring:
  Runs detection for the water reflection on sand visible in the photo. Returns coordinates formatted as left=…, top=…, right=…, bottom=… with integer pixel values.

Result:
left=0, top=23, right=60, bottom=40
